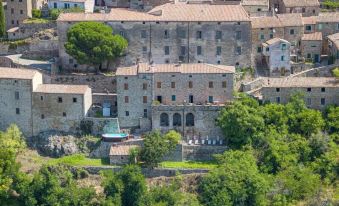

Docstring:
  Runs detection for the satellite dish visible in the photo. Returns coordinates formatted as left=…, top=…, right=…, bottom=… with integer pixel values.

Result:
left=273, top=29, right=276, bottom=33
left=274, top=8, right=278, bottom=12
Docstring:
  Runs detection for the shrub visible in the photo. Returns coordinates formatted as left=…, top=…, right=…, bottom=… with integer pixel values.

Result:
left=32, top=9, right=41, bottom=18
left=50, top=9, right=60, bottom=20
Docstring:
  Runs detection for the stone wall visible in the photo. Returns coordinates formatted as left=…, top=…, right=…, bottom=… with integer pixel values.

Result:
left=82, top=166, right=209, bottom=178
left=241, top=77, right=264, bottom=92
left=51, top=74, right=116, bottom=93
left=82, top=117, right=120, bottom=135
left=8, top=22, right=56, bottom=40
left=291, top=64, right=338, bottom=77
left=182, top=145, right=228, bottom=161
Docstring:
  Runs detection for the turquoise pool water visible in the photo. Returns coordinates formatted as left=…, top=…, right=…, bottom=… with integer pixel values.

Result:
left=102, top=133, right=128, bottom=138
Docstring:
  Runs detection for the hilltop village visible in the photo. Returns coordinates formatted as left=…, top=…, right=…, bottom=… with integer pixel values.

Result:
left=0, top=0, right=338, bottom=205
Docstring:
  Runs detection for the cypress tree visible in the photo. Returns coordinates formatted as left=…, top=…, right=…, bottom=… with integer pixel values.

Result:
left=0, top=0, right=5, bottom=38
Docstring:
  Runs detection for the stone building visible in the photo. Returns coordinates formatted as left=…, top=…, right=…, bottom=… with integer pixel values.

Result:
left=250, top=13, right=303, bottom=68
left=109, top=145, right=139, bottom=164
left=241, top=0, right=270, bottom=16
left=5, top=0, right=32, bottom=29
left=57, top=3, right=252, bottom=72
left=0, top=68, right=42, bottom=136
left=261, top=77, right=339, bottom=110
left=327, top=33, right=339, bottom=64
left=32, top=84, right=92, bottom=136
left=116, top=63, right=234, bottom=140
left=301, top=32, right=322, bottom=62
left=48, top=0, right=95, bottom=13
left=278, top=0, right=320, bottom=16
left=262, top=38, right=291, bottom=76
left=0, top=67, right=92, bottom=137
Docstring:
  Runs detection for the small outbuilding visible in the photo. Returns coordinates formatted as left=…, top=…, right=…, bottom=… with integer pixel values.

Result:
left=109, top=145, right=140, bottom=165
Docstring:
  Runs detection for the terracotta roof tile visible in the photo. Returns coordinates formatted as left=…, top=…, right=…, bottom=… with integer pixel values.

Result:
left=317, top=12, right=339, bottom=23
left=109, top=145, right=139, bottom=156
left=116, top=63, right=235, bottom=76
left=0, top=67, right=39, bottom=80
left=302, top=32, right=322, bottom=41
left=58, top=3, right=250, bottom=22
left=328, top=33, right=339, bottom=48
left=282, top=0, right=319, bottom=7
left=263, top=77, right=339, bottom=87
left=302, top=16, right=317, bottom=25
left=251, top=13, right=303, bottom=29
left=34, top=84, right=91, bottom=94
left=276, top=13, right=303, bottom=27
left=242, top=0, right=268, bottom=6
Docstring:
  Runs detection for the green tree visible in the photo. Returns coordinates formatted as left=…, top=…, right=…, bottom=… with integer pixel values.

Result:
left=103, top=165, right=146, bottom=206
left=140, top=130, right=180, bottom=168
left=0, top=0, right=5, bottom=38
left=333, top=67, right=339, bottom=79
left=65, top=22, right=127, bottom=72
left=217, top=96, right=265, bottom=148
left=325, top=105, right=339, bottom=133
left=199, top=149, right=269, bottom=206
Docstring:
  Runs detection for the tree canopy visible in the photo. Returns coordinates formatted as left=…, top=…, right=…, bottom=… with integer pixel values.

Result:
left=65, top=22, right=128, bottom=71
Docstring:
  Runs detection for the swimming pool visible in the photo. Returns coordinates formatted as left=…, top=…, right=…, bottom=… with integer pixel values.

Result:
left=102, top=133, right=128, bottom=142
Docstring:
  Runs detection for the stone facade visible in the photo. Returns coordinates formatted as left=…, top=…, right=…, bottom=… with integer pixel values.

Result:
left=48, top=0, right=95, bottom=13
left=279, top=0, right=320, bottom=17
left=301, top=32, right=322, bottom=62
left=0, top=68, right=42, bottom=136
left=5, top=0, right=32, bottom=30
left=116, top=63, right=234, bottom=140
left=0, top=67, right=93, bottom=137
left=261, top=77, right=339, bottom=110
left=32, top=85, right=92, bottom=135
left=262, top=38, right=291, bottom=76
left=57, top=3, right=252, bottom=72
left=327, top=33, right=339, bottom=64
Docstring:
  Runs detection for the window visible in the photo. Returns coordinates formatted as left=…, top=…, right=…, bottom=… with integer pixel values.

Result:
left=216, top=46, right=222, bottom=56
left=160, top=113, right=169, bottom=126
left=164, top=46, right=170, bottom=55
left=276, top=88, right=280, bottom=92
left=318, top=23, right=323, bottom=30
left=125, top=111, right=129, bottom=116
left=290, top=29, right=295, bottom=35
left=73, top=97, right=77, bottom=103
left=143, top=96, right=147, bottom=103
left=178, top=30, right=186, bottom=39
left=197, top=46, right=202, bottom=55
left=164, top=30, right=169, bottom=39
left=16, top=108, right=20, bottom=115
left=266, top=47, right=270, bottom=52
left=63, top=112, right=67, bottom=117
left=307, top=98, right=311, bottom=106
left=307, top=88, right=312, bottom=92
left=58, top=97, right=63, bottom=103
left=189, top=95, right=193, bottom=103
left=215, top=31, right=222, bottom=40
left=306, top=25, right=312, bottom=31
left=141, top=30, right=146, bottom=38
left=40, top=96, right=43, bottom=101
left=20, top=10, right=23, bottom=14
left=276, top=97, right=280, bottom=103
left=321, top=98, right=326, bottom=105
left=15, top=91, right=19, bottom=100
left=124, top=83, right=128, bottom=90
left=186, top=113, right=194, bottom=126
left=321, top=87, right=325, bottom=92
left=157, top=96, right=162, bottom=103
left=173, top=113, right=182, bottom=126
left=69, top=59, right=73, bottom=64
left=236, top=46, right=242, bottom=55
left=180, top=46, right=186, bottom=56
left=157, top=82, right=161, bottom=88
left=142, top=46, right=147, bottom=53
left=269, top=33, right=274, bottom=38
left=208, top=96, right=213, bottom=103
left=171, top=82, right=175, bottom=88
left=188, top=81, right=193, bottom=88
left=196, top=31, right=202, bottom=39
left=260, top=34, right=265, bottom=40
left=217, top=60, right=221, bottom=64
left=172, top=95, right=176, bottom=101
left=222, top=81, right=227, bottom=88
left=209, top=81, right=213, bottom=88
left=124, top=76, right=128, bottom=79
left=257, top=47, right=262, bottom=53
left=258, top=8, right=262, bottom=11
left=143, top=83, right=147, bottom=90
left=54, top=2, right=57, bottom=8
left=143, top=109, right=147, bottom=118
left=281, top=43, right=287, bottom=50
left=302, top=8, right=306, bottom=13
left=281, top=56, right=285, bottom=61
left=124, top=96, right=129, bottom=103
left=307, top=53, right=312, bottom=59
left=41, top=114, right=45, bottom=119
left=236, top=31, right=241, bottom=40
left=11, top=8, right=14, bottom=14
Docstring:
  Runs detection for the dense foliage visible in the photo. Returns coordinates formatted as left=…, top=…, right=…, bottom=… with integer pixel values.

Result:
left=140, top=130, right=181, bottom=168
left=65, top=22, right=128, bottom=72
left=0, top=0, right=5, bottom=38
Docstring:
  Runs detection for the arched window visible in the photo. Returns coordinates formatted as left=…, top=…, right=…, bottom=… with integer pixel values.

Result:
left=173, top=113, right=182, bottom=126
left=160, top=113, right=169, bottom=127
left=186, top=113, right=194, bottom=127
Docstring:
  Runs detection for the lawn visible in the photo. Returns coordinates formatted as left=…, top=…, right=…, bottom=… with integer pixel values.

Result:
left=159, top=161, right=217, bottom=169
left=48, top=154, right=110, bottom=166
